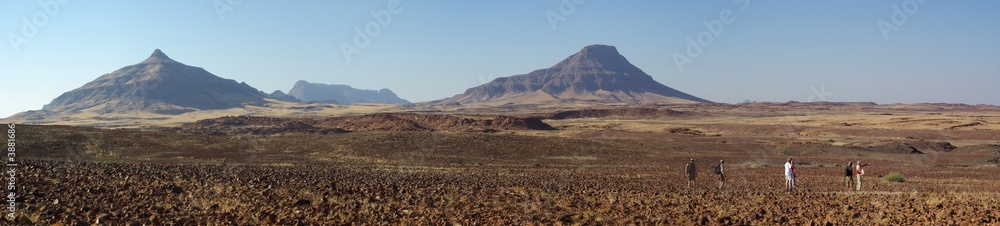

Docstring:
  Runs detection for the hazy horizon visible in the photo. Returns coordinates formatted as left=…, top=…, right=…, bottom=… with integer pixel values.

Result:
left=2, top=1, right=999, bottom=118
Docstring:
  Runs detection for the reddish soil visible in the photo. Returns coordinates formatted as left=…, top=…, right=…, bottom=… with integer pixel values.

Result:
left=544, top=107, right=685, bottom=119
left=177, top=113, right=554, bottom=135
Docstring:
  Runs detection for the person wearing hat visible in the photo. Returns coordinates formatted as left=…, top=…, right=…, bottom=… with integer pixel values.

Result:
left=684, top=159, right=697, bottom=189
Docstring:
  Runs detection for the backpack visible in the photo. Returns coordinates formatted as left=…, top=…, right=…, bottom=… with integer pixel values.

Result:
left=712, top=164, right=722, bottom=175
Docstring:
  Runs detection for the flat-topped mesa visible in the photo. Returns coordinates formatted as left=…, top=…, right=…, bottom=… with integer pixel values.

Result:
left=552, top=44, right=633, bottom=71
left=441, top=44, right=712, bottom=104
left=287, top=80, right=411, bottom=105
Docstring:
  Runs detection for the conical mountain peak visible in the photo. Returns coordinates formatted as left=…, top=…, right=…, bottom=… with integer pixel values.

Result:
left=41, top=49, right=266, bottom=113
left=141, top=49, right=178, bottom=64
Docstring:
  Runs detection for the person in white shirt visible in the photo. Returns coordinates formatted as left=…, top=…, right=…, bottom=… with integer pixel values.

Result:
left=855, top=160, right=870, bottom=191
left=784, top=157, right=796, bottom=191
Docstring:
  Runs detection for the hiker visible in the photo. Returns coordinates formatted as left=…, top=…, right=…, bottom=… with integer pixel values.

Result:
left=684, top=159, right=697, bottom=189
left=714, top=159, right=725, bottom=190
left=784, top=157, right=796, bottom=191
left=855, top=161, right=870, bottom=191
left=844, top=162, right=855, bottom=190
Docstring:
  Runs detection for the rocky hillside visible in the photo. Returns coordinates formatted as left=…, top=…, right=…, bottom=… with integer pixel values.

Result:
left=439, top=44, right=710, bottom=105
left=40, top=49, right=266, bottom=114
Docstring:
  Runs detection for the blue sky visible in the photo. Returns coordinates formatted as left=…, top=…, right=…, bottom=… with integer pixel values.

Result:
left=2, top=1, right=999, bottom=118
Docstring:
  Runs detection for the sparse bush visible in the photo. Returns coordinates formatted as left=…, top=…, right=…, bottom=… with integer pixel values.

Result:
left=827, top=139, right=836, bottom=142
left=884, top=172, right=905, bottom=183
left=750, top=163, right=768, bottom=168
left=777, top=145, right=792, bottom=155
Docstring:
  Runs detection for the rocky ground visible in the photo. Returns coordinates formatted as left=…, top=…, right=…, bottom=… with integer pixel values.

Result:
left=13, top=159, right=1000, bottom=225
left=173, top=113, right=554, bottom=135
left=6, top=105, right=1000, bottom=224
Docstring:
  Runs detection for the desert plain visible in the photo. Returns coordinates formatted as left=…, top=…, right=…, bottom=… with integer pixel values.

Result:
left=6, top=101, right=1000, bottom=225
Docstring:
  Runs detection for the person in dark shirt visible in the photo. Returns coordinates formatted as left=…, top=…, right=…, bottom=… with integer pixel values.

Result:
left=844, top=162, right=855, bottom=190
left=715, top=159, right=725, bottom=190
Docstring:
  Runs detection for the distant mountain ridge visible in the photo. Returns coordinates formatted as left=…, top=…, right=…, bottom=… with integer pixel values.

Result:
left=440, top=44, right=710, bottom=104
left=265, top=90, right=300, bottom=102
left=288, top=80, right=410, bottom=105
left=42, top=49, right=266, bottom=114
